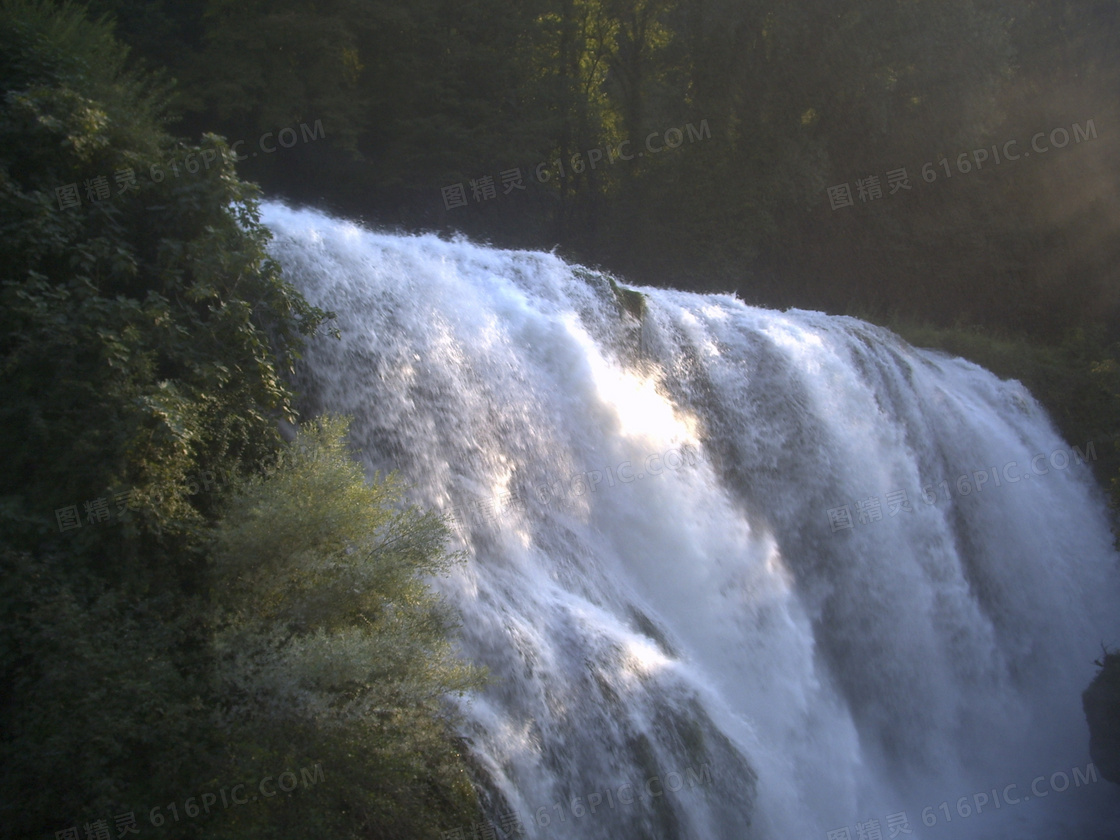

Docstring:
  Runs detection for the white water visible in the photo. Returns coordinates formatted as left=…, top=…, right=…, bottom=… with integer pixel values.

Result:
left=261, top=202, right=1120, bottom=840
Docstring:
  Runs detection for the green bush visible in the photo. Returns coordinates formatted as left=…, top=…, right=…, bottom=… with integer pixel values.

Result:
left=207, top=416, right=486, bottom=839
left=0, top=548, right=220, bottom=838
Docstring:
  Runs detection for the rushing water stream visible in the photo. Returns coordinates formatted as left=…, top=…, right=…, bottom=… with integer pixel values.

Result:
left=262, top=202, right=1120, bottom=840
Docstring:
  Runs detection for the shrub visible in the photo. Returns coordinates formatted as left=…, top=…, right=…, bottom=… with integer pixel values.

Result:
left=207, top=416, right=486, bottom=839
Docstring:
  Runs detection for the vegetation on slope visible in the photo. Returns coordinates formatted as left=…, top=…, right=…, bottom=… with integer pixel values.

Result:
left=0, top=4, right=484, bottom=838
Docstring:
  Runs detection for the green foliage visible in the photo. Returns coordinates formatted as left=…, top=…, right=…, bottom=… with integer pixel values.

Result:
left=0, top=418, right=488, bottom=840
left=0, top=548, right=220, bottom=839
left=0, top=6, right=482, bottom=840
left=190, top=0, right=370, bottom=149
left=0, top=0, right=333, bottom=565
left=208, top=416, right=486, bottom=839
left=211, top=416, right=482, bottom=704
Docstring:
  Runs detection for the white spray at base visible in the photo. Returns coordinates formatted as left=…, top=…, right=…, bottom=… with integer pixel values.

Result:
left=261, top=202, right=1120, bottom=839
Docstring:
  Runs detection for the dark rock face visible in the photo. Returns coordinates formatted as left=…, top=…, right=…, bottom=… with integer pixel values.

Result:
left=1083, top=650, right=1120, bottom=786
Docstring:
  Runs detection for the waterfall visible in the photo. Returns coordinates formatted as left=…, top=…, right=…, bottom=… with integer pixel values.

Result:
left=260, top=201, right=1120, bottom=839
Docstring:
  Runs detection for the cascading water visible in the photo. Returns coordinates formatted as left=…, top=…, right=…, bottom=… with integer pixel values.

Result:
left=260, top=201, right=1120, bottom=840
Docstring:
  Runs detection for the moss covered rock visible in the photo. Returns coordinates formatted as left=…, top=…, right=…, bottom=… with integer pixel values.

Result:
left=609, top=276, right=647, bottom=320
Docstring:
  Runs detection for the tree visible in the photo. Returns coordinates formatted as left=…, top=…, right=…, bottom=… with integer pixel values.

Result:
left=208, top=416, right=486, bottom=838
left=0, top=0, right=332, bottom=568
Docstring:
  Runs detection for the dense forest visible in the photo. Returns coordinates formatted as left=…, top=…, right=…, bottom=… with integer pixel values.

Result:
left=1, top=0, right=1119, bottom=838
left=80, top=0, right=1118, bottom=329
